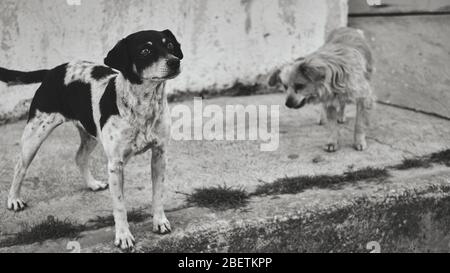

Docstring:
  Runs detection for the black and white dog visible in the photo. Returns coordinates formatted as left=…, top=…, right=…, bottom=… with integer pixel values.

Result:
left=0, top=29, right=183, bottom=249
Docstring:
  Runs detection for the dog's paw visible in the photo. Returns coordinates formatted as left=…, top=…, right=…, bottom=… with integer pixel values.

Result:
left=354, top=141, right=367, bottom=151
left=318, top=119, right=327, bottom=126
left=7, top=197, right=27, bottom=212
left=354, top=135, right=367, bottom=151
left=337, top=116, right=346, bottom=124
left=87, top=180, right=109, bottom=192
left=153, top=215, right=171, bottom=234
left=325, top=143, right=339, bottom=153
left=114, top=228, right=135, bottom=250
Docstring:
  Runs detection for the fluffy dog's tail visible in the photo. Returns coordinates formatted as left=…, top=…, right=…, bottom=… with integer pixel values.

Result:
left=0, top=67, right=49, bottom=86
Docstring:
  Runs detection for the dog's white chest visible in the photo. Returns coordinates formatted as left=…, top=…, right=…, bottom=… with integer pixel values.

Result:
left=101, top=78, right=169, bottom=156
left=129, top=109, right=163, bottom=155
left=123, top=91, right=166, bottom=155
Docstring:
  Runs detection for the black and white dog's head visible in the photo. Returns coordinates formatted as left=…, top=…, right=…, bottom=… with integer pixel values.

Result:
left=104, top=29, right=183, bottom=84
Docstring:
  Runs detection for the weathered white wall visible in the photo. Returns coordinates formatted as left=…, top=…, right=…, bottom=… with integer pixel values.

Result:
left=0, top=0, right=347, bottom=117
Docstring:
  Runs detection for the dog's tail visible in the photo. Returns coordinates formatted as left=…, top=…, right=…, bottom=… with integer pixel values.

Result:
left=0, top=67, right=49, bottom=86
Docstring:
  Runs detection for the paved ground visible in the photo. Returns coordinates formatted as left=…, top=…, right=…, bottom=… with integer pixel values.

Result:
left=0, top=92, right=449, bottom=251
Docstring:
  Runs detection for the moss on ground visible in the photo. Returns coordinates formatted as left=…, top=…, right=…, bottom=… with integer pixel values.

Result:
left=253, top=167, right=389, bottom=196
left=185, top=185, right=249, bottom=211
left=143, top=185, right=450, bottom=253
left=0, top=209, right=149, bottom=248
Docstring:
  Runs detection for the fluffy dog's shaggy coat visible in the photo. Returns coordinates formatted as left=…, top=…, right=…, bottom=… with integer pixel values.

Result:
left=269, top=27, right=375, bottom=152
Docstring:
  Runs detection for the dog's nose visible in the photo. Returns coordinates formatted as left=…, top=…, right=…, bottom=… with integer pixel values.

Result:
left=285, top=97, right=296, bottom=109
left=167, top=58, right=180, bottom=70
left=285, top=97, right=306, bottom=109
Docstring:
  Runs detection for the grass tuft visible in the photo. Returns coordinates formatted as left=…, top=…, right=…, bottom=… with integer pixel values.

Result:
left=342, top=167, right=390, bottom=182
left=0, top=216, right=84, bottom=248
left=393, top=149, right=450, bottom=170
left=186, top=185, right=250, bottom=211
left=394, top=157, right=432, bottom=170
left=253, top=167, right=389, bottom=196
left=430, top=149, right=450, bottom=167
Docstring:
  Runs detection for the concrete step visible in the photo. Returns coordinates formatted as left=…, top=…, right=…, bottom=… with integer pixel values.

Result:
left=2, top=167, right=450, bottom=253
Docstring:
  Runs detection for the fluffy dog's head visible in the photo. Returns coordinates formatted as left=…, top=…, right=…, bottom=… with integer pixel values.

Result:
left=104, top=30, right=183, bottom=84
left=268, top=57, right=330, bottom=109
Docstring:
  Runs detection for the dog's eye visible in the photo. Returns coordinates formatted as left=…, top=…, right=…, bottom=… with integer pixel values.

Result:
left=295, top=83, right=306, bottom=90
left=140, top=48, right=151, bottom=56
left=167, top=43, right=174, bottom=51
left=282, top=84, right=288, bottom=89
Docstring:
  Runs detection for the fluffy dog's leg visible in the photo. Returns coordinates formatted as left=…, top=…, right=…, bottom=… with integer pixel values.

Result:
left=75, top=126, right=107, bottom=191
left=354, top=98, right=369, bottom=151
left=107, top=156, right=134, bottom=249
left=319, top=105, right=327, bottom=126
left=8, top=112, right=64, bottom=211
left=151, top=145, right=171, bottom=234
left=337, top=100, right=346, bottom=124
left=324, top=104, right=340, bottom=153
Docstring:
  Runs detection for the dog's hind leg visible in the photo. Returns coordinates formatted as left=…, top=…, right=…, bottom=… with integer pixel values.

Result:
left=7, top=112, right=64, bottom=211
left=337, top=100, right=347, bottom=124
left=324, top=104, right=341, bottom=153
left=319, top=105, right=327, bottom=126
left=320, top=101, right=346, bottom=125
left=75, top=126, right=108, bottom=191
left=354, top=98, right=370, bottom=151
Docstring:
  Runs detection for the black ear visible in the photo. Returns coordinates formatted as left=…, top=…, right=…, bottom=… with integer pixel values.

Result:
left=104, top=39, right=141, bottom=84
left=268, top=69, right=281, bottom=87
left=104, top=39, right=129, bottom=73
left=299, top=62, right=325, bottom=82
left=162, top=29, right=183, bottom=60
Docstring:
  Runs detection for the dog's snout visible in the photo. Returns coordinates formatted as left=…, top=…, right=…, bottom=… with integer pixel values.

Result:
left=167, top=58, right=180, bottom=70
left=285, top=97, right=297, bottom=109
left=285, top=96, right=306, bottom=109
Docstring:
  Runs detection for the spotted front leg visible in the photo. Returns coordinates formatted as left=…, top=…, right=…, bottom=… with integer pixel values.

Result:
left=151, top=145, right=171, bottom=234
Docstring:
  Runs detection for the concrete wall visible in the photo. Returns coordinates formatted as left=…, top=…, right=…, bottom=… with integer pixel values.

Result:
left=0, top=0, right=347, bottom=118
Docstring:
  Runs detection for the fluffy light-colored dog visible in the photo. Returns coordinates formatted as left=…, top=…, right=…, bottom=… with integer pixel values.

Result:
left=268, top=27, right=375, bottom=152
